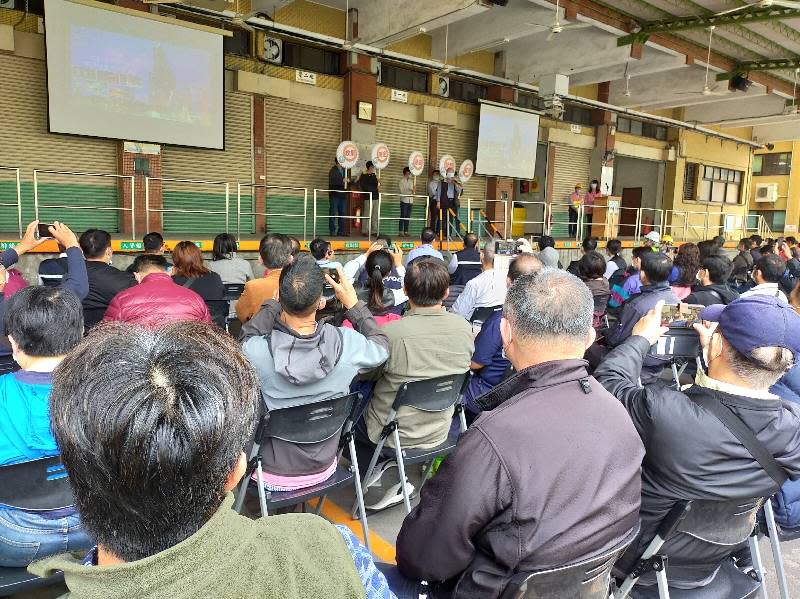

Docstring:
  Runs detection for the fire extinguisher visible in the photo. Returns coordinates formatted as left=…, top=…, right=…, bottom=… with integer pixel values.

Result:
left=353, top=207, right=361, bottom=230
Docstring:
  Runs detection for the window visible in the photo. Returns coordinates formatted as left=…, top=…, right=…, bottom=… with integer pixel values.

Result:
left=617, top=117, right=668, bottom=141
left=683, top=162, right=699, bottom=202
left=750, top=211, right=786, bottom=231
left=379, top=63, right=428, bottom=93
left=516, top=92, right=545, bottom=111
left=697, top=165, right=743, bottom=204
left=563, top=105, right=593, bottom=126
left=449, top=78, right=488, bottom=102
left=224, top=29, right=250, bottom=56
left=282, top=42, right=340, bottom=76
left=753, top=152, right=791, bottom=176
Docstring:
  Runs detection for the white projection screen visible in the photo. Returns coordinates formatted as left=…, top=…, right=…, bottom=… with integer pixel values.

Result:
left=45, top=0, right=224, bottom=149
left=476, top=102, right=540, bottom=180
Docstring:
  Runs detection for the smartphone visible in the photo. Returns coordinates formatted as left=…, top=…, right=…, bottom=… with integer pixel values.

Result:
left=35, top=223, right=55, bottom=240
left=495, top=240, right=518, bottom=256
left=662, top=303, right=704, bottom=328
left=325, top=267, right=340, bottom=283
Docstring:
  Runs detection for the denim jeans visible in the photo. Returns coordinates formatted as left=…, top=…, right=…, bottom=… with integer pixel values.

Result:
left=329, top=196, right=347, bottom=236
left=0, top=508, right=91, bottom=567
left=399, top=202, right=412, bottom=233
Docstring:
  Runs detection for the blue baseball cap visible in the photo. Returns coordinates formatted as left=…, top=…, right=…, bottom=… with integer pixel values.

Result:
left=700, top=295, right=800, bottom=360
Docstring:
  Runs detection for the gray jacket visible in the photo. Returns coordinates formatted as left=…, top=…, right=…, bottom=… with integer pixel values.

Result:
left=241, top=301, right=389, bottom=477
left=206, top=254, right=256, bottom=285
left=595, top=336, right=800, bottom=587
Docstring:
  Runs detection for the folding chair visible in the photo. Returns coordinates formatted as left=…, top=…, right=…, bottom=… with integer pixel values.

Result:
left=500, top=524, right=640, bottom=599
left=470, top=305, right=502, bottom=325
left=0, top=456, right=74, bottom=597
left=615, top=498, right=765, bottom=599
left=223, top=283, right=245, bottom=333
left=232, top=392, right=371, bottom=553
left=205, top=299, right=230, bottom=329
left=358, top=372, right=471, bottom=515
left=756, top=498, right=791, bottom=599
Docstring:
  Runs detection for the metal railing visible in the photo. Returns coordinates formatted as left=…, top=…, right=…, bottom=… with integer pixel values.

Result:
left=237, top=183, right=307, bottom=239
left=510, top=200, right=548, bottom=239
left=145, top=177, right=229, bottom=234
left=0, top=167, right=22, bottom=237
left=34, top=170, right=135, bottom=238
left=377, top=193, right=428, bottom=238
left=312, top=189, right=372, bottom=240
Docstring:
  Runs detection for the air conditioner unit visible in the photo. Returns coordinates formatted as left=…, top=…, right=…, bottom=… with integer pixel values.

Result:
left=755, top=183, right=778, bottom=203
left=0, top=0, right=16, bottom=8
left=263, top=37, right=283, bottom=65
left=436, top=75, right=450, bottom=98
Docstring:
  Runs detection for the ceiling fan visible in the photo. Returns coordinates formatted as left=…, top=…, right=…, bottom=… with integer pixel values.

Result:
left=623, top=63, right=632, bottom=98
left=715, top=0, right=800, bottom=16
left=525, top=0, right=586, bottom=42
left=676, top=26, right=730, bottom=97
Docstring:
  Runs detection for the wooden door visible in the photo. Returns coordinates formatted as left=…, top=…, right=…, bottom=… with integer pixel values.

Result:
left=620, top=187, right=642, bottom=237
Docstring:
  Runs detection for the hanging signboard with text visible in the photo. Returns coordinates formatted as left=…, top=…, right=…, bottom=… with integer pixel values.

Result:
left=439, top=154, right=456, bottom=175
left=371, top=143, right=391, bottom=170
left=408, top=151, right=426, bottom=177
left=336, top=141, right=359, bottom=169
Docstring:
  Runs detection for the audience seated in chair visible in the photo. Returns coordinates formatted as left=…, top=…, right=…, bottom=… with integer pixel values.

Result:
left=405, top=229, right=444, bottom=264
left=594, top=296, right=800, bottom=590
left=741, top=253, right=789, bottom=303
left=535, top=234, right=561, bottom=270
left=206, top=233, right=256, bottom=320
left=668, top=242, right=700, bottom=301
left=684, top=254, right=739, bottom=307
left=449, top=242, right=505, bottom=321
left=463, top=253, right=543, bottom=418
left=566, top=236, right=598, bottom=276
left=604, top=238, right=626, bottom=280
left=448, top=232, right=482, bottom=286
left=125, top=232, right=172, bottom=274
left=31, top=321, right=393, bottom=599
left=578, top=250, right=610, bottom=329
left=343, top=248, right=405, bottom=327
left=103, top=254, right=211, bottom=327
left=240, top=255, right=389, bottom=492
left=170, top=241, right=225, bottom=326
left=38, top=243, right=68, bottom=286
left=236, top=233, right=293, bottom=323
left=0, top=286, right=91, bottom=567
left=310, top=237, right=344, bottom=271
left=358, top=258, right=474, bottom=509
left=389, top=268, right=644, bottom=599
left=79, top=228, right=136, bottom=329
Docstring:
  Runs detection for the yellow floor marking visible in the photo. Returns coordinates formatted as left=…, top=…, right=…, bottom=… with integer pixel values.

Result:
left=308, top=498, right=397, bottom=564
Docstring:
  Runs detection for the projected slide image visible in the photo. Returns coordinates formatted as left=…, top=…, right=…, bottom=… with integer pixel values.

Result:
left=476, top=104, right=540, bottom=180
left=69, top=26, right=213, bottom=126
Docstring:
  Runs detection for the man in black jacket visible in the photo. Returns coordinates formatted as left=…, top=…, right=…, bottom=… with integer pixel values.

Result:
left=685, top=254, right=739, bottom=306
left=567, top=236, right=598, bottom=276
left=595, top=295, right=800, bottom=590
left=328, top=158, right=348, bottom=237
left=79, top=229, right=135, bottom=329
left=358, top=162, right=380, bottom=237
left=447, top=232, right=481, bottom=286
left=394, top=269, right=644, bottom=599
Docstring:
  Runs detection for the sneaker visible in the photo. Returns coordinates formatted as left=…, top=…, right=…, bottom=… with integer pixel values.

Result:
left=366, top=480, right=414, bottom=512
left=364, top=459, right=396, bottom=489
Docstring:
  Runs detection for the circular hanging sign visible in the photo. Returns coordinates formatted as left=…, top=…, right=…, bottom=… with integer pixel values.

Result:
left=439, top=154, right=456, bottom=175
left=408, top=151, right=426, bottom=177
left=458, top=159, right=474, bottom=183
left=337, top=141, right=359, bottom=169
left=371, top=143, right=391, bottom=170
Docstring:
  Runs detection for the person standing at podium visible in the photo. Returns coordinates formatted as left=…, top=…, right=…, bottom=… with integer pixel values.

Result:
left=568, top=183, right=584, bottom=237
left=583, top=179, right=602, bottom=237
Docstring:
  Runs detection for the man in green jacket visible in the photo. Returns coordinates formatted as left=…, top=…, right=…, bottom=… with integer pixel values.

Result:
left=30, top=321, right=391, bottom=599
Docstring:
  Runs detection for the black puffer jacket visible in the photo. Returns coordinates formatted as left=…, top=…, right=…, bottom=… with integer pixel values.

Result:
left=595, top=336, right=800, bottom=588
left=684, top=283, right=739, bottom=307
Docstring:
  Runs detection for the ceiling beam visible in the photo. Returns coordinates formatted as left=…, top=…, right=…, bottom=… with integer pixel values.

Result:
left=617, top=6, right=800, bottom=47
left=716, top=58, right=800, bottom=81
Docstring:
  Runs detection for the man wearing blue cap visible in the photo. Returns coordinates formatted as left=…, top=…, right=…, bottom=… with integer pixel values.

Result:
left=595, top=295, right=800, bottom=591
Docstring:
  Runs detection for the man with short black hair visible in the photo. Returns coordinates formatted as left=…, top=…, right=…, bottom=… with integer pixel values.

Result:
left=236, top=233, right=293, bottom=323
left=685, top=255, right=739, bottom=306
left=567, top=237, right=598, bottom=276
left=359, top=161, right=381, bottom=237
left=328, top=157, right=348, bottom=237
left=406, top=228, right=444, bottom=263
left=605, top=239, right=626, bottom=279
left=394, top=269, right=644, bottom=598
left=79, top=228, right=136, bottom=329
left=241, top=255, right=388, bottom=491
left=750, top=235, right=763, bottom=263
left=732, top=238, right=754, bottom=288
left=363, top=258, right=473, bottom=507
left=712, top=235, right=726, bottom=249
left=536, top=234, right=561, bottom=269
left=742, top=253, right=789, bottom=302
left=125, top=232, right=172, bottom=274
left=448, top=232, right=482, bottom=285
left=104, top=255, right=211, bottom=327
left=309, top=237, right=343, bottom=271
left=595, top=296, right=800, bottom=589
left=33, top=321, right=391, bottom=598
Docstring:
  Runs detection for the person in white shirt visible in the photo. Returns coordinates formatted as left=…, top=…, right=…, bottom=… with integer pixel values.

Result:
left=427, top=170, right=442, bottom=234
left=406, top=229, right=444, bottom=264
left=450, top=242, right=505, bottom=320
left=741, top=253, right=789, bottom=303
left=398, top=167, right=416, bottom=238
left=604, top=239, right=627, bottom=279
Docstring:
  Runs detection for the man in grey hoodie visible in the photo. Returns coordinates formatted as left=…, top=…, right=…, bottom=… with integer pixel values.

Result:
left=241, top=254, right=389, bottom=491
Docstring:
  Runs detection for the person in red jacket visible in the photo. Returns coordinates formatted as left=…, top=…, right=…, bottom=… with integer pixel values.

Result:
left=103, top=255, right=211, bottom=327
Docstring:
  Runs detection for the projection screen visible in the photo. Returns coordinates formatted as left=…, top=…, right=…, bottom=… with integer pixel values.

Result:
left=476, top=102, right=540, bottom=180
left=45, top=0, right=224, bottom=149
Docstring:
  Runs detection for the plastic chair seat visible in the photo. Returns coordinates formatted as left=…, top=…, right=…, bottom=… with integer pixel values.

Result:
left=246, top=464, right=355, bottom=511
left=0, top=567, right=64, bottom=597
left=390, top=433, right=459, bottom=466
left=630, top=560, right=760, bottom=599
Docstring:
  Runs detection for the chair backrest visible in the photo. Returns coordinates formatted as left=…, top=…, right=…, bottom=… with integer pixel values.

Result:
left=392, top=372, right=470, bottom=412
left=40, top=277, right=62, bottom=288
left=500, top=525, right=640, bottom=599
left=674, top=497, right=763, bottom=546
left=443, top=285, right=465, bottom=309
left=258, top=392, right=360, bottom=445
left=0, top=456, right=74, bottom=511
left=470, top=305, right=502, bottom=324
left=204, top=299, right=230, bottom=329
left=223, top=283, right=245, bottom=300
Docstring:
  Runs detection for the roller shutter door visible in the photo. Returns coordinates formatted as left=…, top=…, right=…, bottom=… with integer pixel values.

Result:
left=0, top=55, right=119, bottom=233
left=160, top=92, right=253, bottom=235
left=375, top=117, right=429, bottom=237
left=437, top=125, right=486, bottom=233
left=265, top=98, right=341, bottom=237
left=550, top=144, right=591, bottom=237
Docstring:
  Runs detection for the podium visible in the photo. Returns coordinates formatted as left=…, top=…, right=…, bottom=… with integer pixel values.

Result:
left=590, top=196, right=620, bottom=239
